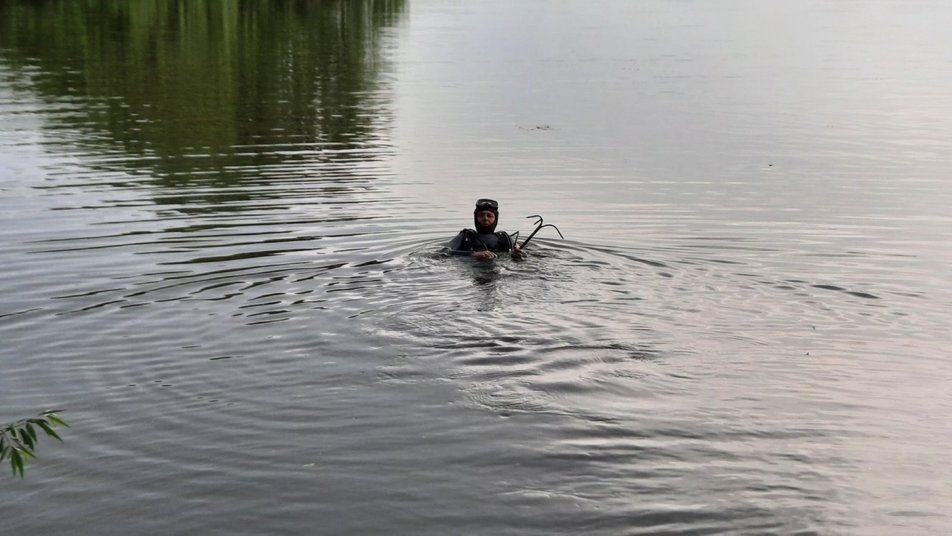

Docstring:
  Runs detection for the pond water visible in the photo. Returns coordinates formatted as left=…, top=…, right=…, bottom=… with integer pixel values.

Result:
left=2, top=1, right=951, bottom=534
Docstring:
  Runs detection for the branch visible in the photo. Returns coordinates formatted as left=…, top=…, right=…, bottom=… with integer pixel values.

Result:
left=1, top=410, right=68, bottom=478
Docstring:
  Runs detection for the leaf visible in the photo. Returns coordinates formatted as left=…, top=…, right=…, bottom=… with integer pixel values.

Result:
left=26, top=423, right=38, bottom=443
left=46, top=414, right=69, bottom=428
left=36, top=421, right=63, bottom=442
left=21, top=430, right=35, bottom=451
left=11, top=449, right=23, bottom=478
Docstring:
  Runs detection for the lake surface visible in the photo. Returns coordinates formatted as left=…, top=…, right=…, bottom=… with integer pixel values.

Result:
left=2, top=1, right=951, bottom=534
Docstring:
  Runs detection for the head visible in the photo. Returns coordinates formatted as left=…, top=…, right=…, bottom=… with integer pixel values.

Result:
left=473, top=198, right=499, bottom=233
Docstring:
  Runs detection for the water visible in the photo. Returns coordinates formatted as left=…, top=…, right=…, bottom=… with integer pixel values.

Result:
left=2, top=1, right=951, bottom=534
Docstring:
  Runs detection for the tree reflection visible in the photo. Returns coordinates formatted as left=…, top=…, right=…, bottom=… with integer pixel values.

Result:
left=0, top=0, right=405, bottom=208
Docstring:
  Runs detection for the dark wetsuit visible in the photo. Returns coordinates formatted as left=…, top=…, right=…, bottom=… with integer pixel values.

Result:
left=445, top=229, right=515, bottom=256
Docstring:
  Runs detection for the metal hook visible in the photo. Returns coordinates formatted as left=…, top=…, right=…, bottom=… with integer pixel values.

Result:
left=520, top=219, right=564, bottom=249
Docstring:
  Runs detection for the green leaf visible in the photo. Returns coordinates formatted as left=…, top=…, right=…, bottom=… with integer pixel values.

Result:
left=36, top=421, right=63, bottom=442
left=26, top=423, right=38, bottom=443
left=46, top=414, right=69, bottom=428
left=21, top=431, right=35, bottom=451
left=11, top=449, right=23, bottom=478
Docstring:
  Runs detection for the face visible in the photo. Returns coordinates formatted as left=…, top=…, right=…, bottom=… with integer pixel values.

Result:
left=475, top=209, right=497, bottom=228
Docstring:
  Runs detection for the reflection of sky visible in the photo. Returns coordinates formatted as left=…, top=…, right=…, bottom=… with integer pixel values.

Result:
left=389, top=0, right=952, bottom=264
left=0, top=63, right=167, bottom=246
left=0, top=75, right=82, bottom=238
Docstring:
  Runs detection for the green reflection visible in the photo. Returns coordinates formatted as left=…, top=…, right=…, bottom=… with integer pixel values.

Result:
left=0, top=0, right=405, bottom=196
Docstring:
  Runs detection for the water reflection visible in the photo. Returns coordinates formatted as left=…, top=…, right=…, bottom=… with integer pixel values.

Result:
left=0, top=0, right=405, bottom=210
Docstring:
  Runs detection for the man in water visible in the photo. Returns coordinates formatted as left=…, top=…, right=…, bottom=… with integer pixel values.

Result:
left=446, top=198, right=525, bottom=259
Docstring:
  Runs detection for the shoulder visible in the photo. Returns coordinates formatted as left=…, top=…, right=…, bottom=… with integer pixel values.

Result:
left=448, top=228, right=476, bottom=249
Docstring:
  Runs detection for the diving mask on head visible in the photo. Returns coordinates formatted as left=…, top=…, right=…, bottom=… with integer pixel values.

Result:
left=475, top=198, right=498, bottom=212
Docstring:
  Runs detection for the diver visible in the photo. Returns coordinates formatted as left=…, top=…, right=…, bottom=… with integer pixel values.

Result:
left=445, top=198, right=525, bottom=260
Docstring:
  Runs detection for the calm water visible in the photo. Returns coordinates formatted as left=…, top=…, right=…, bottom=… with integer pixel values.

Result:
left=2, top=1, right=951, bottom=534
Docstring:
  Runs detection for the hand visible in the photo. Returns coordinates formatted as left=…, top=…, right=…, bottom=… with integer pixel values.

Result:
left=472, top=250, right=497, bottom=260
left=511, top=246, right=525, bottom=259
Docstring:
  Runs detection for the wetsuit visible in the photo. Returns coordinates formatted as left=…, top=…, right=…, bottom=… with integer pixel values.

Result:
left=445, top=229, right=515, bottom=256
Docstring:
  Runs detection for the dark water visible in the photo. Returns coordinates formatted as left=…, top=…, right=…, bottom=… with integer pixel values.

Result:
left=2, top=1, right=951, bottom=534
